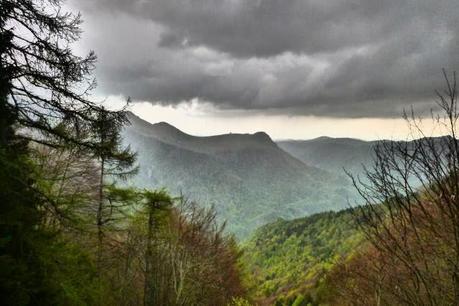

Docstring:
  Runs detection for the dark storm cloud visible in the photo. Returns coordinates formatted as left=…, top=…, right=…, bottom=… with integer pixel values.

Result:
left=73, top=0, right=459, bottom=117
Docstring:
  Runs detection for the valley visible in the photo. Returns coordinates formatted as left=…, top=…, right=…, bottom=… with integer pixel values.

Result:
left=123, top=113, right=360, bottom=237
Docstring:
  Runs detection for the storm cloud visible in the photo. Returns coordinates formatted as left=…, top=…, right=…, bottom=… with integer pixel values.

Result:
left=72, top=0, right=459, bottom=117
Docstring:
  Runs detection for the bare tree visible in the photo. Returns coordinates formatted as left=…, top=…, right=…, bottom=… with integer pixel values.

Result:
left=116, top=196, right=244, bottom=306
left=348, top=70, right=459, bottom=305
left=32, top=144, right=99, bottom=232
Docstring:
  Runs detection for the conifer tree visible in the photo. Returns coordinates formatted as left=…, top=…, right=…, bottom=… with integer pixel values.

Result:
left=142, top=190, right=173, bottom=306
left=0, top=1, right=134, bottom=303
left=93, top=107, right=137, bottom=268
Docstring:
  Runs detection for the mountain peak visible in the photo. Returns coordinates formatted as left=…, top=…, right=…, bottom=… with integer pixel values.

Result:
left=125, top=113, right=279, bottom=153
left=153, top=121, right=175, bottom=128
left=151, top=121, right=184, bottom=134
left=253, top=131, right=273, bottom=142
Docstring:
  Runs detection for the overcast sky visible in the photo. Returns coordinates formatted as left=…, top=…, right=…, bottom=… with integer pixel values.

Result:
left=69, top=0, right=459, bottom=140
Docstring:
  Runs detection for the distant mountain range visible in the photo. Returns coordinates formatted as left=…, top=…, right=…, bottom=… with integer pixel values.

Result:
left=122, top=113, right=362, bottom=237
left=278, top=137, right=376, bottom=176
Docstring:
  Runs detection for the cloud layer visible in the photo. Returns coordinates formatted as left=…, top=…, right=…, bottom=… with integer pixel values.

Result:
left=73, top=0, right=459, bottom=117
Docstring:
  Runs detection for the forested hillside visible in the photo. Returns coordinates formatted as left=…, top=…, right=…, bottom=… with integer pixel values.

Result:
left=242, top=105, right=459, bottom=305
left=242, top=209, right=363, bottom=305
left=123, top=113, right=357, bottom=236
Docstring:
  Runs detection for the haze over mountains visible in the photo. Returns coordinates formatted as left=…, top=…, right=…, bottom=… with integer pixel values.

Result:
left=123, top=113, right=364, bottom=236
left=278, top=137, right=376, bottom=177
left=124, top=113, right=442, bottom=237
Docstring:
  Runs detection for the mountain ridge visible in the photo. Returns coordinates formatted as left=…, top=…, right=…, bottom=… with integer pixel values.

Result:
left=277, top=135, right=450, bottom=177
left=127, top=112, right=277, bottom=154
left=123, top=112, right=358, bottom=237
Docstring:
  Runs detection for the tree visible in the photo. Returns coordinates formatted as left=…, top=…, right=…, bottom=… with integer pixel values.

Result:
left=348, top=70, right=459, bottom=305
left=117, top=195, right=245, bottom=306
left=0, top=1, right=133, bottom=303
left=92, top=107, right=137, bottom=271
left=0, top=99, right=46, bottom=304
left=142, top=190, right=173, bottom=306
left=1, top=0, right=127, bottom=149
left=32, top=144, right=100, bottom=232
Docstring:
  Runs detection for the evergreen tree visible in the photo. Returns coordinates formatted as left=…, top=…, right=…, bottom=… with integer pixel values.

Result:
left=142, top=190, right=173, bottom=306
left=0, top=1, right=134, bottom=303
left=93, top=107, right=137, bottom=270
left=0, top=78, right=49, bottom=304
left=0, top=0, right=125, bottom=148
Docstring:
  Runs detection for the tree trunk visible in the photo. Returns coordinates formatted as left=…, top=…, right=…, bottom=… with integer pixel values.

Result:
left=144, top=206, right=154, bottom=306
left=96, top=157, right=105, bottom=306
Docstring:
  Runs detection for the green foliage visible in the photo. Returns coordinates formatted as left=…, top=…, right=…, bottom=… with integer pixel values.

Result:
left=0, top=95, right=52, bottom=304
left=291, top=294, right=306, bottom=306
left=228, top=297, right=254, bottom=306
left=0, top=145, right=102, bottom=305
left=242, top=209, right=363, bottom=305
left=35, top=238, right=101, bottom=306
left=142, top=189, right=174, bottom=211
left=94, top=107, right=138, bottom=181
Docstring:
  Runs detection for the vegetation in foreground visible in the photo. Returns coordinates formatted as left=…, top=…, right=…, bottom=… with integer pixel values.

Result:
left=0, top=1, right=245, bottom=305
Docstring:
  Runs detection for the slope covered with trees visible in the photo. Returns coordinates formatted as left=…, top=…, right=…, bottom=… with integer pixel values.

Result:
left=242, top=209, right=362, bottom=305
left=328, top=72, right=459, bottom=306
left=242, top=72, right=459, bottom=306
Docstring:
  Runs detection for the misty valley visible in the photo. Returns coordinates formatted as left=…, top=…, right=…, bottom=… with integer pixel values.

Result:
left=123, top=113, right=362, bottom=237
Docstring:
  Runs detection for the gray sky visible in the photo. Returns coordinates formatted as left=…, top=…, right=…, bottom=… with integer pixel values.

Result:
left=69, top=0, right=459, bottom=139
